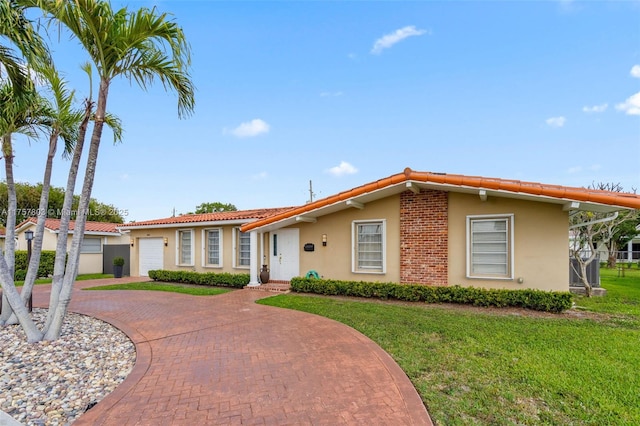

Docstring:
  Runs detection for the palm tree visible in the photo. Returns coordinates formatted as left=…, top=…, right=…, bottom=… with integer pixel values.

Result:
left=23, top=0, right=195, bottom=340
left=0, top=84, right=53, bottom=341
left=0, top=0, right=50, bottom=95
left=16, top=66, right=83, bottom=323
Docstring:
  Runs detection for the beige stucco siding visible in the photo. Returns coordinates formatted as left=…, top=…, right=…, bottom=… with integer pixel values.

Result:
left=448, top=192, right=569, bottom=292
left=294, top=195, right=401, bottom=282
left=128, top=225, right=251, bottom=277
left=15, top=224, right=129, bottom=275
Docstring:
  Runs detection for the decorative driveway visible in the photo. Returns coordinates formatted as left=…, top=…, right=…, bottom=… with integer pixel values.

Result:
left=34, top=278, right=432, bottom=425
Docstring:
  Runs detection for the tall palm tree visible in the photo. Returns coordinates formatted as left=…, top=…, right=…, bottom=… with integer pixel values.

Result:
left=23, top=0, right=195, bottom=340
left=16, top=66, right=83, bottom=321
left=0, top=0, right=51, bottom=95
left=0, top=84, right=54, bottom=341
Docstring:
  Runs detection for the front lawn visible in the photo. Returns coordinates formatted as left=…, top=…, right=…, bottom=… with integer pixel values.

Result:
left=258, top=269, right=640, bottom=425
left=84, top=282, right=232, bottom=296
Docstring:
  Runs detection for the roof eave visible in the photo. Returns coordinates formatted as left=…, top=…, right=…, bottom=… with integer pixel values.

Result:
left=120, top=218, right=256, bottom=231
left=242, top=173, right=639, bottom=233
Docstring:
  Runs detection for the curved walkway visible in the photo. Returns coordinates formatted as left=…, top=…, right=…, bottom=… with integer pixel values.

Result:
left=33, top=278, right=432, bottom=425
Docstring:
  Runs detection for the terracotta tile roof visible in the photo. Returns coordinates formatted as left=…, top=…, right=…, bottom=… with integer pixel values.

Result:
left=18, top=218, right=123, bottom=234
left=242, top=168, right=640, bottom=232
left=118, top=207, right=296, bottom=228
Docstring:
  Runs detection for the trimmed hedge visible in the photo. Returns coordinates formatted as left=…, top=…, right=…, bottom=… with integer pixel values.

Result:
left=15, top=250, right=59, bottom=280
left=290, top=277, right=574, bottom=313
left=148, top=270, right=249, bottom=288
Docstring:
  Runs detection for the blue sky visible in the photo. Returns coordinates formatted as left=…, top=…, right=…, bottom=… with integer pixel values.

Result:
left=11, top=0, right=640, bottom=222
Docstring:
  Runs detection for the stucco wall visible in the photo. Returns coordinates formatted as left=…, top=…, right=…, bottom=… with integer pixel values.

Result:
left=295, top=195, right=401, bottom=282
left=14, top=225, right=130, bottom=275
left=448, top=192, right=569, bottom=292
left=128, top=225, right=253, bottom=277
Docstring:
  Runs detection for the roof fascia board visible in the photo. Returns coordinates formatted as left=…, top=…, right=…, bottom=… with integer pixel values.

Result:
left=119, top=219, right=255, bottom=230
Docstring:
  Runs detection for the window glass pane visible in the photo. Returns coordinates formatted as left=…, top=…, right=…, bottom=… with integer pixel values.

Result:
left=207, top=230, right=220, bottom=265
left=180, top=231, right=192, bottom=264
left=470, top=218, right=509, bottom=277
left=239, top=231, right=250, bottom=266
left=356, top=222, right=383, bottom=271
left=81, top=237, right=101, bottom=253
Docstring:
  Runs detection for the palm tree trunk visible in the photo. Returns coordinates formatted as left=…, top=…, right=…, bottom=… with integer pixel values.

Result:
left=3, top=132, right=59, bottom=326
left=0, top=133, right=18, bottom=324
left=45, top=85, right=107, bottom=340
left=44, top=100, right=92, bottom=333
left=0, top=134, right=42, bottom=341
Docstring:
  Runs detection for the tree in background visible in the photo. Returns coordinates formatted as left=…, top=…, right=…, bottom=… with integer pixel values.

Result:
left=0, top=181, right=126, bottom=226
left=191, top=201, right=237, bottom=214
left=569, top=182, right=638, bottom=297
left=589, top=183, right=639, bottom=268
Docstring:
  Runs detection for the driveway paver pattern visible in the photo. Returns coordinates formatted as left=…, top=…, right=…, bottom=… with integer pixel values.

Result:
left=33, top=278, right=432, bottom=425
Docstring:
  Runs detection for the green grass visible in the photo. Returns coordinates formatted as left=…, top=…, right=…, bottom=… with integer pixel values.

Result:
left=16, top=273, right=115, bottom=286
left=84, top=281, right=232, bottom=296
left=258, top=270, right=640, bottom=425
left=574, top=266, right=640, bottom=317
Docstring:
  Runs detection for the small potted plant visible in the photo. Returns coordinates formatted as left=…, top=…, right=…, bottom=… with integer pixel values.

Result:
left=113, top=256, right=125, bottom=278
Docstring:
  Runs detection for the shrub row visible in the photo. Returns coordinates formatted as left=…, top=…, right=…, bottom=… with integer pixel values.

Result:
left=290, top=278, right=574, bottom=313
left=15, top=250, right=59, bottom=280
left=148, top=270, right=250, bottom=288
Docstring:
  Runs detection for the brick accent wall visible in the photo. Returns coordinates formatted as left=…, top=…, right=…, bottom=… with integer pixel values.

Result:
left=400, top=189, right=448, bottom=286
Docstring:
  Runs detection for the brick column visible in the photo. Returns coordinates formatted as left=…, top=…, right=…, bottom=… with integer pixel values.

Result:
left=400, top=189, right=448, bottom=286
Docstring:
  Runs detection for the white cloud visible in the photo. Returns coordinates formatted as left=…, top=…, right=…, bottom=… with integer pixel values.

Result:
left=567, top=164, right=601, bottom=174
left=616, top=91, right=640, bottom=116
left=582, top=103, right=608, bottom=113
left=546, top=116, right=566, bottom=128
left=630, top=65, right=640, bottom=78
left=371, top=25, right=428, bottom=55
left=251, top=171, right=268, bottom=180
left=226, top=119, right=270, bottom=138
left=326, top=161, right=358, bottom=177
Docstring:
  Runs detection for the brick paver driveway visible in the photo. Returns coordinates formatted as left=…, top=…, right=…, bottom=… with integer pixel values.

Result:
left=34, top=278, right=432, bottom=425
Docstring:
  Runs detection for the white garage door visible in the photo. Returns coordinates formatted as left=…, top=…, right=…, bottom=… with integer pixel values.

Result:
left=139, top=238, right=164, bottom=276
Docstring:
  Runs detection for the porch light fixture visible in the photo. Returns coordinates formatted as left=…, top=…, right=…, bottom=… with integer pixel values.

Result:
left=130, top=238, right=134, bottom=247
left=322, top=234, right=327, bottom=246
left=164, top=237, right=168, bottom=247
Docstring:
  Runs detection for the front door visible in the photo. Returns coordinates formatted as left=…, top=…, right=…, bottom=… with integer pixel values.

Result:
left=270, top=229, right=299, bottom=281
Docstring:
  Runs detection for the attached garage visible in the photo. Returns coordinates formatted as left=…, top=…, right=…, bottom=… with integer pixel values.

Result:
left=139, top=238, right=164, bottom=276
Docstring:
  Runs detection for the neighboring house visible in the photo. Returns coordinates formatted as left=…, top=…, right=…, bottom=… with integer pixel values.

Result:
left=15, top=218, right=130, bottom=275
left=596, top=224, right=640, bottom=264
left=118, top=208, right=294, bottom=277
left=121, top=168, right=640, bottom=292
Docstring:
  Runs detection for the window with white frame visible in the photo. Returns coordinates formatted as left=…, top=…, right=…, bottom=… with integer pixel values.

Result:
left=352, top=220, right=385, bottom=273
left=177, top=229, right=194, bottom=265
left=467, top=215, right=514, bottom=279
left=203, top=228, right=222, bottom=267
left=80, top=237, right=102, bottom=253
left=233, top=228, right=250, bottom=268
